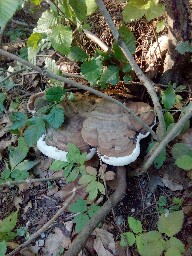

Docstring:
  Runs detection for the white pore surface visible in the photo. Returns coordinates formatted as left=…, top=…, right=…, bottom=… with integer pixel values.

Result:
left=37, top=134, right=96, bottom=161
left=100, top=131, right=150, bottom=166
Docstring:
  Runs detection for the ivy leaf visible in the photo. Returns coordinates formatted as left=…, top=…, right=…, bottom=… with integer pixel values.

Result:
left=175, top=155, right=192, bottom=170
left=162, top=85, right=176, bottom=110
left=27, top=32, right=42, bottom=49
left=73, top=213, right=89, bottom=233
left=49, top=160, right=67, bottom=171
left=0, top=0, right=20, bottom=28
left=69, top=0, right=87, bottom=22
left=171, top=143, right=192, bottom=159
left=157, top=210, right=184, bottom=237
left=176, top=41, right=192, bottom=54
left=99, top=65, right=120, bottom=88
left=24, top=116, right=46, bottom=147
left=0, top=211, right=18, bottom=233
left=45, top=106, right=64, bottom=129
left=0, top=241, right=7, bottom=256
left=45, top=86, right=66, bottom=103
left=80, top=57, right=103, bottom=84
left=9, top=137, right=29, bottom=170
left=9, top=112, right=28, bottom=130
left=11, top=169, right=29, bottom=180
left=0, top=93, right=6, bottom=113
left=68, top=46, right=88, bottom=62
left=51, top=25, right=72, bottom=55
left=128, top=216, right=142, bottom=234
left=69, top=199, right=87, bottom=213
left=120, top=232, right=136, bottom=247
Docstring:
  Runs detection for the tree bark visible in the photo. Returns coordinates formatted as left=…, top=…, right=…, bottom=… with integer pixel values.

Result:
left=161, top=0, right=191, bottom=84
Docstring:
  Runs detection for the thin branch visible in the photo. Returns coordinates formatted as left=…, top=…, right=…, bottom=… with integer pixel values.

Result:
left=96, top=0, right=166, bottom=138
left=136, top=108, right=192, bottom=174
left=0, top=68, right=26, bottom=84
left=0, top=48, right=158, bottom=140
left=83, top=29, right=109, bottom=52
left=64, top=167, right=127, bottom=256
left=6, top=188, right=77, bottom=256
left=0, top=176, right=64, bottom=188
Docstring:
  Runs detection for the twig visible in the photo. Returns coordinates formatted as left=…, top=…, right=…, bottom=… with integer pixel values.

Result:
left=136, top=108, right=192, bottom=174
left=96, top=0, right=166, bottom=138
left=0, top=176, right=64, bottom=188
left=0, top=48, right=158, bottom=140
left=0, top=68, right=26, bottom=84
left=6, top=188, right=77, bottom=256
left=83, top=29, right=109, bottom=52
left=64, top=166, right=127, bottom=256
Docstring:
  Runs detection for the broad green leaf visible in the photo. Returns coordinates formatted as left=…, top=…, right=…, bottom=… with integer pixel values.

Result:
left=9, top=137, right=29, bottom=170
left=176, top=41, right=192, bottom=54
left=0, top=241, right=7, bottom=256
left=11, top=169, right=29, bottom=180
left=66, top=167, right=79, bottom=182
left=9, top=112, right=28, bottom=130
left=69, top=199, right=87, bottom=213
left=73, top=213, right=89, bottom=233
left=85, top=0, right=97, bottom=15
left=87, top=204, right=100, bottom=218
left=136, top=231, right=165, bottom=256
left=68, top=46, right=88, bottom=62
left=156, top=20, right=166, bottom=33
left=69, top=0, right=87, bottom=22
left=0, top=0, right=20, bottom=28
left=0, top=211, right=18, bottom=233
left=51, top=25, right=72, bottom=55
left=165, top=237, right=185, bottom=254
left=49, top=160, right=67, bottom=171
left=157, top=210, right=184, bottom=237
left=44, top=57, right=60, bottom=75
left=63, top=162, right=74, bottom=178
left=45, top=86, right=66, bottom=103
left=27, top=33, right=42, bottom=49
left=15, top=160, right=38, bottom=171
left=122, top=0, right=147, bottom=22
left=128, top=216, right=142, bottom=234
left=100, top=65, right=120, bottom=88
left=164, top=112, right=174, bottom=128
left=24, top=117, right=46, bottom=147
left=1, top=169, right=11, bottom=180
left=97, top=182, right=105, bottom=194
left=45, top=106, right=64, bottom=129
left=145, top=0, right=165, bottom=21
left=79, top=174, right=96, bottom=185
left=67, top=143, right=86, bottom=165
left=171, top=143, right=192, bottom=159
left=162, top=85, right=176, bottom=110
left=81, top=57, right=103, bottom=84
left=0, top=93, right=6, bottom=113
left=86, top=181, right=99, bottom=200
left=157, top=196, right=167, bottom=207
left=0, top=231, right=17, bottom=242
left=175, top=155, right=192, bottom=170
left=34, top=10, right=58, bottom=34
left=120, top=232, right=135, bottom=247
left=165, top=247, right=182, bottom=256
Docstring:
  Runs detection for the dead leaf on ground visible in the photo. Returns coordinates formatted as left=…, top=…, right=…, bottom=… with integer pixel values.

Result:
left=161, top=175, right=183, bottom=191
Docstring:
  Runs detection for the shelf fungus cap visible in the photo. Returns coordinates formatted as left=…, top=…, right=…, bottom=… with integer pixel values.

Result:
left=81, top=100, right=155, bottom=166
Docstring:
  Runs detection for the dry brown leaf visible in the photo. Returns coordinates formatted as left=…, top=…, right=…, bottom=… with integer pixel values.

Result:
left=43, top=227, right=71, bottom=256
left=161, top=176, right=183, bottom=191
left=86, top=166, right=97, bottom=176
left=104, top=171, right=116, bottom=181
left=13, top=196, right=22, bottom=211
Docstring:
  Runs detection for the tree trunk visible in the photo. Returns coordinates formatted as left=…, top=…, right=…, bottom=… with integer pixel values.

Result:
left=161, top=0, right=191, bottom=84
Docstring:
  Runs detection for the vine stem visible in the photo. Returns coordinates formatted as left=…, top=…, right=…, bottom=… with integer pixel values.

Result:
left=96, top=0, right=166, bottom=138
left=0, top=48, right=158, bottom=140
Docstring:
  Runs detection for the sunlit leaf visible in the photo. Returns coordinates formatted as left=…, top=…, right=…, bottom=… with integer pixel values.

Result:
left=0, top=0, right=20, bottom=28
left=27, top=33, right=42, bottom=49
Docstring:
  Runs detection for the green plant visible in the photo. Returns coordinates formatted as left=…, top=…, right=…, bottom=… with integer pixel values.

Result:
left=120, top=211, right=185, bottom=256
left=157, top=196, right=183, bottom=214
left=171, top=143, right=192, bottom=171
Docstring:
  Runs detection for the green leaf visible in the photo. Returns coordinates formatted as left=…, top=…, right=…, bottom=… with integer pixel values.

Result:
left=171, top=143, right=192, bottom=159
left=0, top=93, right=6, bottom=113
left=9, top=112, right=28, bottom=130
left=162, top=85, right=176, bottom=110
left=66, top=167, right=79, bottom=182
left=0, top=231, right=17, bottom=242
left=0, top=211, right=18, bottom=233
left=100, top=65, right=120, bottom=88
left=45, top=106, right=64, bottom=129
left=176, top=41, right=192, bottom=54
left=34, top=10, right=58, bottom=34
left=156, top=20, right=166, bottom=33
left=30, top=0, right=41, bottom=5
left=157, top=210, right=184, bottom=237
left=11, top=169, right=29, bottom=180
left=87, top=204, right=100, bottom=218
left=86, top=181, right=99, bottom=200
left=136, top=231, right=165, bottom=256
left=69, top=0, right=87, bottom=22
left=73, top=213, right=89, bottom=233
left=51, top=25, right=72, bottom=55
left=24, top=116, right=46, bottom=147
left=0, top=0, right=20, bottom=28
left=27, top=33, right=42, bottom=49
left=122, top=0, right=147, bottom=22
left=165, top=247, right=182, bottom=256
left=81, top=57, right=103, bottom=84
left=97, top=182, right=105, bottom=194
left=145, top=0, right=165, bottom=21
left=15, top=160, right=38, bottom=171
left=120, top=232, right=135, bottom=247
left=157, top=196, right=167, bottom=207
left=69, top=199, right=87, bottom=213
left=44, top=57, right=60, bottom=75
left=85, top=0, right=97, bottom=15
left=67, top=143, right=86, bottom=165
left=49, top=160, right=67, bottom=171
left=45, top=86, right=66, bottom=103
left=9, top=137, right=29, bottom=170
left=128, top=216, right=142, bottom=234
left=79, top=174, right=96, bottom=185
left=164, top=112, right=174, bottom=128
left=0, top=241, right=7, bottom=256
left=175, top=155, right=192, bottom=170
left=165, top=237, right=185, bottom=254
left=1, top=169, right=11, bottom=180
left=68, top=46, right=88, bottom=62
left=147, top=142, right=166, bottom=169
